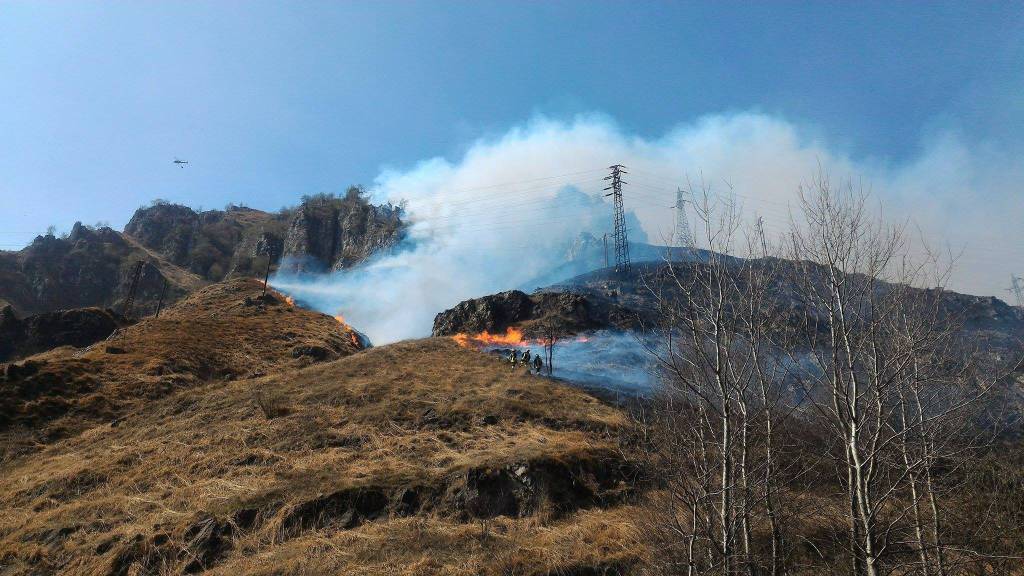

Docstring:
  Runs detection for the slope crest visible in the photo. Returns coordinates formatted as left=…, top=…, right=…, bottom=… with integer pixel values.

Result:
left=0, top=278, right=363, bottom=453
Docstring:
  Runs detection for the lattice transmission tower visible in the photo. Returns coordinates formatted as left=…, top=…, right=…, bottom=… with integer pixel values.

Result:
left=1008, top=275, right=1024, bottom=308
left=604, top=164, right=630, bottom=274
left=121, top=261, right=145, bottom=320
left=673, top=188, right=694, bottom=248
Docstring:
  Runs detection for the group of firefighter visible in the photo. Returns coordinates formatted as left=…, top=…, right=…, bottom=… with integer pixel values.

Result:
left=507, top=348, right=545, bottom=374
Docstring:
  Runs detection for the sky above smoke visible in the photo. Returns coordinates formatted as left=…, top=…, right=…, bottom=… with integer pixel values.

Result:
left=274, top=112, right=1024, bottom=344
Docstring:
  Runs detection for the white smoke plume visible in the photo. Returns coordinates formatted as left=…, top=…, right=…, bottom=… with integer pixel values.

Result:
left=274, top=113, right=1023, bottom=344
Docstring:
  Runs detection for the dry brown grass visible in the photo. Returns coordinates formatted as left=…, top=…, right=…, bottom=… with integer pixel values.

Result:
left=0, top=278, right=364, bottom=456
left=120, top=235, right=208, bottom=295
left=0, top=315, right=644, bottom=575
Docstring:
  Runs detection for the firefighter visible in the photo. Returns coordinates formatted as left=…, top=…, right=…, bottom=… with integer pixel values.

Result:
left=533, top=354, right=543, bottom=374
left=508, top=350, right=518, bottom=368
left=521, top=349, right=531, bottom=365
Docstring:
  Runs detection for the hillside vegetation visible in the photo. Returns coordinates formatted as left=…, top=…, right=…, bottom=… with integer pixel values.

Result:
left=0, top=332, right=644, bottom=575
left=0, top=279, right=364, bottom=457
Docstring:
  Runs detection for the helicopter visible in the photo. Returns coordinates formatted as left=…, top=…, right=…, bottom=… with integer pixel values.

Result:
left=173, top=158, right=189, bottom=167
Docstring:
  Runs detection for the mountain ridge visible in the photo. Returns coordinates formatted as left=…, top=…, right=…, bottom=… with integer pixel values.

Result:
left=0, top=189, right=406, bottom=317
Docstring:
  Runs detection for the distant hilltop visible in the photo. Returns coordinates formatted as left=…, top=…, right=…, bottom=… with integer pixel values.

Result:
left=0, top=187, right=406, bottom=317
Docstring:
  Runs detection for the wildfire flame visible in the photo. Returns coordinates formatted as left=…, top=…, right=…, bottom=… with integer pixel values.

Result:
left=330, top=310, right=363, bottom=349
left=452, top=326, right=590, bottom=348
left=452, top=327, right=530, bottom=348
left=283, top=294, right=296, bottom=306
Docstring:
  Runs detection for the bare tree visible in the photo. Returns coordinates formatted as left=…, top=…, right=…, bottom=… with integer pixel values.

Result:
left=636, top=173, right=1016, bottom=575
left=784, top=174, right=1007, bottom=575
left=636, top=182, right=795, bottom=575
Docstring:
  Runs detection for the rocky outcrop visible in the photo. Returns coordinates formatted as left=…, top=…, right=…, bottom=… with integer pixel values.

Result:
left=0, top=191, right=405, bottom=318
left=125, top=190, right=405, bottom=278
left=123, top=203, right=201, bottom=264
left=432, top=289, right=639, bottom=338
left=124, top=203, right=290, bottom=281
left=0, top=305, right=126, bottom=362
left=0, top=223, right=196, bottom=316
left=279, top=188, right=404, bottom=273
left=432, top=291, right=535, bottom=336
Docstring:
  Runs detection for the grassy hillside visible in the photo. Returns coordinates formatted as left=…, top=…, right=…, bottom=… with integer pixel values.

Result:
left=0, top=278, right=363, bottom=456
left=0, top=335, right=644, bottom=575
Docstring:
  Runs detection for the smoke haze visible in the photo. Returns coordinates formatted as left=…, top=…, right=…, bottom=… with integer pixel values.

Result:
left=274, top=113, right=1023, bottom=344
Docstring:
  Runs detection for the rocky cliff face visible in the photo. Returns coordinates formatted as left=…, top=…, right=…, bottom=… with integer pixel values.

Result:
left=0, top=223, right=199, bottom=316
left=432, top=289, right=639, bottom=338
left=125, top=189, right=405, bottom=278
left=1, top=190, right=405, bottom=318
left=124, top=203, right=289, bottom=281
left=280, top=188, right=405, bottom=273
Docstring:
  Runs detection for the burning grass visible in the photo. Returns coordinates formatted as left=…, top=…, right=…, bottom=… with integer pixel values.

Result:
left=451, top=326, right=591, bottom=349
left=452, top=327, right=528, bottom=348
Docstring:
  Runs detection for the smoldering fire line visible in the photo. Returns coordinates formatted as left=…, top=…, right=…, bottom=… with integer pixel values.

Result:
left=451, top=329, right=659, bottom=394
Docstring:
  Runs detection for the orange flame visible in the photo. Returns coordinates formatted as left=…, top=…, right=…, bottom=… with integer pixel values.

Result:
left=330, top=311, right=362, bottom=348
left=283, top=294, right=296, bottom=306
left=452, top=327, right=530, bottom=348
left=452, top=327, right=592, bottom=348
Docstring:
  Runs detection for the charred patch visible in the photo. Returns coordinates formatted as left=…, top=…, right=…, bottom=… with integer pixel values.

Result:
left=105, top=515, right=234, bottom=576
left=452, top=452, right=638, bottom=521
left=290, top=344, right=335, bottom=362
left=280, top=487, right=389, bottom=537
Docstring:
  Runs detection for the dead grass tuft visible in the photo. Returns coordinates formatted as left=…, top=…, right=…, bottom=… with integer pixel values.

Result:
left=253, top=388, right=290, bottom=419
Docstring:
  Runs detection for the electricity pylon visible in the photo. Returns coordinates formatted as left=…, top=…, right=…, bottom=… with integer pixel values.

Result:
left=604, top=164, right=630, bottom=274
left=1008, top=275, right=1024, bottom=308
left=673, top=187, right=694, bottom=248
left=122, top=261, right=145, bottom=320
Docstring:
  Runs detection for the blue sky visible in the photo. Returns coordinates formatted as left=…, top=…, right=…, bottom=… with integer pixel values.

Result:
left=1, top=1, right=1022, bottom=289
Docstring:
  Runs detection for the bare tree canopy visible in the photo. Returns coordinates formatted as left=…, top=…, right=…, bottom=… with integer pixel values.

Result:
left=634, top=174, right=1023, bottom=576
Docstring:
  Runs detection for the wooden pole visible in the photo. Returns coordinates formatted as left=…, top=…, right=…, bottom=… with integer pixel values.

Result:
left=602, top=233, right=609, bottom=268
left=155, top=277, right=168, bottom=318
left=262, top=248, right=273, bottom=298
left=546, top=334, right=554, bottom=376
